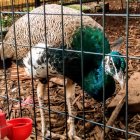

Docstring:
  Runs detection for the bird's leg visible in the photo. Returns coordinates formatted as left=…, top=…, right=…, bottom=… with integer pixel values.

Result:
left=47, top=77, right=81, bottom=139
left=37, top=79, right=68, bottom=140
left=37, top=80, right=47, bottom=140
left=66, top=79, right=81, bottom=140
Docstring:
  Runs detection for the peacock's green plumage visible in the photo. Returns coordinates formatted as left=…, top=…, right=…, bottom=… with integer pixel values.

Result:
left=68, top=27, right=115, bottom=100
left=71, top=27, right=110, bottom=69
left=83, top=66, right=115, bottom=101
left=45, top=27, right=116, bottom=101
left=110, top=51, right=126, bottom=72
left=72, top=27, right=110, bottom=53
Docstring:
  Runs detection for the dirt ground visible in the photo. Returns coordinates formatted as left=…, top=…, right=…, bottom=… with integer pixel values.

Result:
left=0, top=0, right=140, bottom=140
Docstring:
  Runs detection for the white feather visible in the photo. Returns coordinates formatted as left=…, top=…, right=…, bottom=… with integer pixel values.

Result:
left=23, top=43, right=47, bottom=78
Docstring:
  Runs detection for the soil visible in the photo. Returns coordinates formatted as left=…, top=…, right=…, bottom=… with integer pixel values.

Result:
left=0, top=0, right=140, bottom=139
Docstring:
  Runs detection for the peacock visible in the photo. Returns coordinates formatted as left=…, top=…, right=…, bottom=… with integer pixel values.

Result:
left=0, top=4, right=126, bottom=140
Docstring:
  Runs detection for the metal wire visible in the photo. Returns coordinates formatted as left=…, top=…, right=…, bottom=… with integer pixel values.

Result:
left=125, top=0, right=129, bottom=139
left=79, top=0, right=86, bottom=139
left=42, top=0, right=52, bottom=139
left=26, top=0, right=38, bottom=139
left=0, top=12, right=10, bottom=119
left=102, top=0, right=106, bottom=138
left=1, top=11, right=140, bottom=17
left=1, top=93, right=140, bottom=138
left=0, top=0, right=140, bottom=140
left=60, top=1, right=68, bottom=139
left=1, top=41, right=140, bottom=60
left=11, top=0, right=23, bottom=117
left=1, top=92, right=140, bottom=139
left=1, top=42, right=140, bottom=60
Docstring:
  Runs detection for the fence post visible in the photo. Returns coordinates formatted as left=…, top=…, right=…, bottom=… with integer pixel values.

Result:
left=35, top=0, right=41, bottom=7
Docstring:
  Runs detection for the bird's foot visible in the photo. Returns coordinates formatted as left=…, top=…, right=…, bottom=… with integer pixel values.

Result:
left=41, top=127, right=47, bottom=140
left=46, top=130, right=66, bottom=139
left=21, top=96, right=33, bottom=106
left=14, top=96, right=33, bottom=108
left=67, top=118, right=82, bottom=140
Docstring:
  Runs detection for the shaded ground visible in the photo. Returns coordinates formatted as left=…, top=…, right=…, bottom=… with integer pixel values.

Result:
left=0, top=0, right=140, bottom=139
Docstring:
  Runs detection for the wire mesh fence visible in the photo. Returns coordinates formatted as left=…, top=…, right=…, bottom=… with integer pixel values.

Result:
left=0, top=0, right=99, bottom=11
left=0, top=0, right=140, bottom=140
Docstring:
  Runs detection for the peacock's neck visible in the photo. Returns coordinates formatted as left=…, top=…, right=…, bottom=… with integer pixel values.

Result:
left=83, top=65, right=104, bottom=93
left=83, top=65, right=116, bottom=101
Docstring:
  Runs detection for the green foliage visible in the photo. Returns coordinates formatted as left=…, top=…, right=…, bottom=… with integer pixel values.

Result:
left=66, top=4, right=91, bottom=12
left=22, top=7, right=34, bottom=12
left=0, top=15, right=13, bottom=28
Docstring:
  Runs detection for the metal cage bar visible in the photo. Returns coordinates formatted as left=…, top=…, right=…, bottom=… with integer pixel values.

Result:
left=0, top=0, right=140, bottom=140
left=26, top=0, right=38, bottom=139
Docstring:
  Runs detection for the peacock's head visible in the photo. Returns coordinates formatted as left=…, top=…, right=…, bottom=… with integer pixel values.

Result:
left=104, top=51, right=126, bottom=89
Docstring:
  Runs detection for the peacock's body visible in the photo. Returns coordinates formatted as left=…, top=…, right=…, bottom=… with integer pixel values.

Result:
left=24, top=27, right=115, bottom=101
left=1, top=4, right=102, bottom=60
left=0, top=4, right=126, bottom=140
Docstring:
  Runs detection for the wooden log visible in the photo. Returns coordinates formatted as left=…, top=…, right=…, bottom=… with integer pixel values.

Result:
left=108, top=72, right=140, bottom=112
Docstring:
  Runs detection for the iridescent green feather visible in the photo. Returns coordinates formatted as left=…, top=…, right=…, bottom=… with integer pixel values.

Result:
left=71, top=26, right=110, bottom=68
left=71, top=27, right=110, bottom=53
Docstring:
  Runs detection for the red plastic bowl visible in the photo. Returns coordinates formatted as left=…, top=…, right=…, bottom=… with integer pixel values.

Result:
left=7, top=118, right=32, bottom=140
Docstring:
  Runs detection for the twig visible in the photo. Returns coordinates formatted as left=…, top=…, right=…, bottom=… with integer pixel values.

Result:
left=100, top=89, right=126, bottom=140
left=46, top=130, right=66, bottom=139
left=94, top=125, right=102, bottom=140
